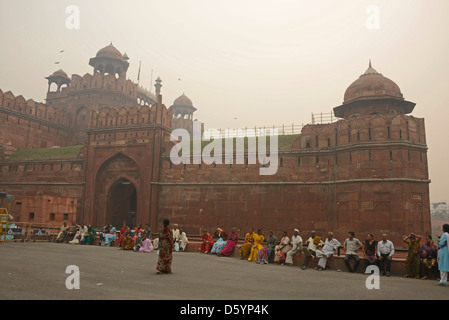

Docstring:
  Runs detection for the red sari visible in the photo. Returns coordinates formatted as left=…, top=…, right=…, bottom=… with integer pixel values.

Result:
left=156, top=227, right=174, bottom=274
left=200, top=233, right=214, bottom=253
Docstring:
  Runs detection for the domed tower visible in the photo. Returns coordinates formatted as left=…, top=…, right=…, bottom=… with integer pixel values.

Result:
left=333, top=61, right=415, bottom=119
left=89, top=43, right=129, bottom=77
left=45, top=69, right=71, bottom=92
left=169, top=93, right=202, bottom=134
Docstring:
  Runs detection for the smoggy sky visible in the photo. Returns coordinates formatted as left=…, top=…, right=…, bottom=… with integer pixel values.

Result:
left=0, top=0, right=448, bottom=202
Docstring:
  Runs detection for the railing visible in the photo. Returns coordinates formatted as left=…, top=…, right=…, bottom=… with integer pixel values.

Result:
left=311, top=111, right=336, bottom=125
left=203, top=111, right=337, bottom=139
left=203, top=124, right=305, bottom=138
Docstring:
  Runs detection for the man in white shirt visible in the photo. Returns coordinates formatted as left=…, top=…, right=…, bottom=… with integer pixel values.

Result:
left=285, top=229, right=303, bottom=265
left=301, top=231, right=324, bottom=270
left=377, top=233, right=395, bottom=277
left=70, top=223, right=88, bottom=244
left=172, top=224, right=180, bottom=242
left=344, top=232, right=363, bottom=273
left=315, top=232, right=341, bottom=271
left=176, top=227, right=189, bottom=252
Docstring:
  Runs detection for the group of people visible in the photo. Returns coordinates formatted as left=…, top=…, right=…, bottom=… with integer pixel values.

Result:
left=55, top=220, right=449, bottom=283
left=54, top=220, right=189, bottom=275
left=198, top=225, right=449, bottom=285
left=55, top=222, right=189, bottom=254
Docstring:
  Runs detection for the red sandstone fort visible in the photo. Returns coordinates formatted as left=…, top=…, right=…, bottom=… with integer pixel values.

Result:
left=0, top=44, right=431, bottom=248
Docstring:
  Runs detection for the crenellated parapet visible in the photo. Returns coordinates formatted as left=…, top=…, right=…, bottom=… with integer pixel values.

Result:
left=294, top=113, right=426, bottom=149
left=89, top=102, right=173, bottom=130
left=0, top=89, right=66, bottom=127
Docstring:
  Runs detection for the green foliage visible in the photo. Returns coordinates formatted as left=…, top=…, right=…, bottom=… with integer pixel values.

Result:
left=8, top=145, right=83, bottom=160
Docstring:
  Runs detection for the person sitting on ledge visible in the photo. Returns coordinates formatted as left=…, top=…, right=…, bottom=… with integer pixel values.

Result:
left=248, top=229, right=265, bottom=262
left=211, top=228, right=228, bottom=254
left=418, top=234, right=439, bottom=280
left=362, top=233, right=378, bottom=271
left=121, top=227, right=135, bottom=250
left=117, top=224, right=128, bottom=247
left=344, top=231, right=362, bottom=273
left=377, top=233, right=394, bottom=277
left=56, top=222, right=68, bottom=243
left=98, top=224, right=111, bottom=245
left=257, top=230, right=278, bottom=264
left=101, top=226, right=117, bottom=247
left=199, top=229, right=214, bottom=254
left=63, top=222, right=79, bottom=243
left=239, top=228, right=255, bottom=259
left=219, top=227, right=238, bottom=257
left=176, top=227, right=189, bottom=252
left=315, top=232, right=341, bottom=271
left=70, top=223, right=88, bottom=245
left=81, top=225, right=96, bottom=245
left=301, top=231, right=324, bottom=270
left=285, top=229, right=303, bottom=266
left=274, top=231, right=292, bottom=265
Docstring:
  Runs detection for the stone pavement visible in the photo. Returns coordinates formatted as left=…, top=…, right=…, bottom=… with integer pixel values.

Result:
left=0, top=242, right=447, bottom=300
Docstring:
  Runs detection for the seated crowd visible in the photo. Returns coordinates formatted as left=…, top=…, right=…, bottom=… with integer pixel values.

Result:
left=54, top=222, right=189, bottom=254
left=53, top=221, right=449, bottom=285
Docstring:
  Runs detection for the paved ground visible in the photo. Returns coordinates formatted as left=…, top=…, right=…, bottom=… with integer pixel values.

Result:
left=0, top=241, right=447, bottom=300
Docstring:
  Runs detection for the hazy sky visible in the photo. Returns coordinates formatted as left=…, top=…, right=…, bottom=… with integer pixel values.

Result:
left=0, top=0, right=448, bottom=202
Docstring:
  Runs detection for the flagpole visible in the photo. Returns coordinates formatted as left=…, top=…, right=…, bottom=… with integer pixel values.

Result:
left=137, top=61, right=141, bottom=85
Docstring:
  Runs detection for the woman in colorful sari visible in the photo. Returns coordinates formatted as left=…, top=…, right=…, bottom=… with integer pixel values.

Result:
left=403, top=233, right=421, bottom=278
left=219, top=227, right=239, bottom=257
left=133, top=225, right=143, bottom=243
left=156, top=218, right=174, bottom=274
left=101, top=227, right=117, bottom=247
left=211, top=228, right=228, bottom=254
left=239, top=228, right=255, bottom=259
left=248, top=229, right=265, bottom=262
left=121, top=227, right=135, bottom=250
left=419, top=235, right=439, bottom=280
left=81, top=225, right=96, bottom=245
left=117, top=224, right=128, bottom=247
left=199, top=229, right=215, bottom=254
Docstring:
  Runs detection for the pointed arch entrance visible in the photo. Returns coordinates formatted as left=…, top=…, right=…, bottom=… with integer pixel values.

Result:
left=93, top=152, right=141, bottom=228
left=107, top=179, right=137, bottom=228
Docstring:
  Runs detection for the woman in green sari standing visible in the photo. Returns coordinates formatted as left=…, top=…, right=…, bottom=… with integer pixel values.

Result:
left=403, top=233, right=421, bottom=278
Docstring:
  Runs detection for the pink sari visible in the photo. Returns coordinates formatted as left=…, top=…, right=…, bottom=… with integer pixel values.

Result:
left=220, top=232, right=239, bottom=257
left=139, top=238, right=153, bottom=253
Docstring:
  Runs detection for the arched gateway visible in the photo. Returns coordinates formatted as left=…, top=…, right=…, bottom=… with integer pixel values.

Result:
left=92, top=153, right=141, bottom=228
left=107, top=178, right=137, bottom=228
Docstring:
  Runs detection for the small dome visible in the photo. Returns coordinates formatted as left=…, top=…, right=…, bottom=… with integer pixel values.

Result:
left=173, top=93, right=193, bottom=107
left=96, top=43, right=125, bottom=61
left=50, top=69, right=69, bottom=79
left=343, top=63, right=403, bottom=104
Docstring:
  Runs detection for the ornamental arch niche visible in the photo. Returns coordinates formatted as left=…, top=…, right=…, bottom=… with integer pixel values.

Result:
left=93, top=153, right=141, bottom=228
